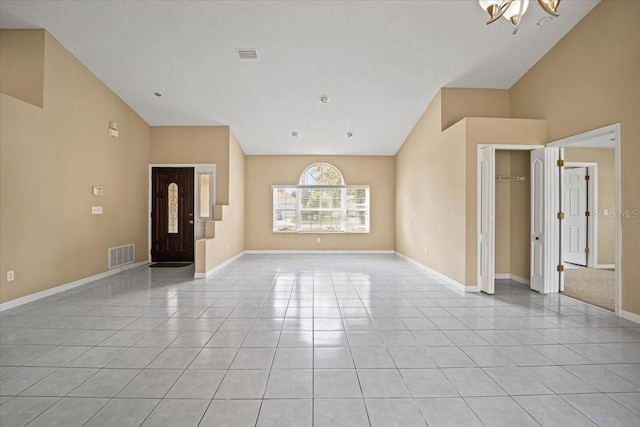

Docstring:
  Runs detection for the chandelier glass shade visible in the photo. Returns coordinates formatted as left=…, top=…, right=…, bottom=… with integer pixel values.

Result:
left=478, top=0, right=560, bottom=33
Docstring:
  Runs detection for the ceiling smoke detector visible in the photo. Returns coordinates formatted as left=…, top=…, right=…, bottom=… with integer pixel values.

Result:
left=236, top=49, right=258, bottom=60
left=319, top=95, right=329, bottom=104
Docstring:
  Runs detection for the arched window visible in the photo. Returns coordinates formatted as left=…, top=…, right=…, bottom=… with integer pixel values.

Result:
left=299, top=163, right=344, bottom=186
left=273, top=163, right=369, bottom=233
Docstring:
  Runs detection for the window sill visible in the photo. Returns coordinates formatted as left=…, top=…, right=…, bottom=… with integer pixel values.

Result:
left=273, top=231, right=370, bottom=234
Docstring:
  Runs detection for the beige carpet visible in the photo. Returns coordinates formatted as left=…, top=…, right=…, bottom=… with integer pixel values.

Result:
left=562, top=268, right=615, bottom=311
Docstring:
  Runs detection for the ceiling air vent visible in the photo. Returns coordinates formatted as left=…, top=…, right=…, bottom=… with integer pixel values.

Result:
left=236, top=49, right=258, bottom=60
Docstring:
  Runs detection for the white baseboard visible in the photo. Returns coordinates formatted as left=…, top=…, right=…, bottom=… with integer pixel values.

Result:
left=244, top=250, right=395, bottom=255
left=596, top=264, right=616, bottom=269
left=394, top=252, right=476, bottom=292
left=194, top=251, right=246, bottom=279
left=560, top=293, right=636, bottom=323
left=620, top=309, right=640, bottom=325
left=495, top=274, right=530, bottom=285
left=0, top=261, right=149, bottom=312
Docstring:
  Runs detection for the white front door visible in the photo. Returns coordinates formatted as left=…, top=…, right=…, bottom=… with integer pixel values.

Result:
left=478, top=146, right=495, bottom=294
left=564, top=167, right=588, bottom=266
left=530, top=147, right=562, bottom=294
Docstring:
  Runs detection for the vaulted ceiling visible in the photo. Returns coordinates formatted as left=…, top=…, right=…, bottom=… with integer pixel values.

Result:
left=0, top=1, right=599, bottom=155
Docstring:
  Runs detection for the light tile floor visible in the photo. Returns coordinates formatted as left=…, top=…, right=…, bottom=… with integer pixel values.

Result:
left=1, top=254, right=639, bottom=426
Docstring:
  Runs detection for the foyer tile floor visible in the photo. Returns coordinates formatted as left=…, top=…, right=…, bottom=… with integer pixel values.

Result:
left=1, top=254, right=639, bottom=426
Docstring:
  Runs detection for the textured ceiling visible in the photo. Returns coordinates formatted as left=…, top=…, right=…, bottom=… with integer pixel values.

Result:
left=0, top=0, right=599, bottom=155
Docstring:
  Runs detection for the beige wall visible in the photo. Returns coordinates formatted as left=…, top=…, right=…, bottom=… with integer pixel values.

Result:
left=495, top=151, right=511, bottom=274
left=509, top=151, right=531, bottom=280
left=564, top=148, right=616, bottom=265
left=246, top=155, right=395, bottom=251
left=150, top=126, right=230, bottom=205
left=493, top=150, right=531, bottom=279
left=510, top=0, right=640, bottom=315
left=197, top=131, right=246, bottom=272
left=150, top=126, right=246, bottom=271
left=396, top=91, right=468, bottom=284
left=464, top=118, right=547, bottom=285
left=0, top=29, right=44, bottom=108
left=396, top=87, right=546, bottom=286
left=1, top=30, right=151, bottom=303
left=441, top=88, right=510, bottom=131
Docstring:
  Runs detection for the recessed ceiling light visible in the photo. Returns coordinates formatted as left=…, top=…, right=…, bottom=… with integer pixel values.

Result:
left=319, top=95, right=329, bottom=104
left=346, top=132, right=353, bottom=138
left=291, top=131, right=299, bottom=138
left=154, top=92, right=162, bottom=97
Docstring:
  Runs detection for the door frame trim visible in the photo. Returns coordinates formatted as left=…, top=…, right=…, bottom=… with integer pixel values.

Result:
left=564, top=162, right=598, bottom=269
left=547, top=123, right=621, bottom=315
left=148, top=164, right=215, bottom=263
left=476, top=144, right=545, bottom=294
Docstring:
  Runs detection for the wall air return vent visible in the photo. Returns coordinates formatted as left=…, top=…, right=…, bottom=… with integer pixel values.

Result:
left=108, top=244, right=135, bottom=269
left=236, top=48, right=258, bottom=60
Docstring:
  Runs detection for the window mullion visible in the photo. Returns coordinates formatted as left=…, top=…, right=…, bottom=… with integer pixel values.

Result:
left=296, top=187, right=302, bottom=231
left=365, top=188, right=370, bottom=232
left=341, top=188, right=347, bottom=231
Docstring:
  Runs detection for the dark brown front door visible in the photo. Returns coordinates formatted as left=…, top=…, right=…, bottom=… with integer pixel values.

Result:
left=151, top=167, right=194, bottom=262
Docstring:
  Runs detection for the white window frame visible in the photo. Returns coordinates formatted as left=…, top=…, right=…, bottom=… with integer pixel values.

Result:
left=272, top=184, right=370, bottom=233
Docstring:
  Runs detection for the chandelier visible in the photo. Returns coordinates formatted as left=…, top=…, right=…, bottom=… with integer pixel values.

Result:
left=478, top=0, right=560, bottom=34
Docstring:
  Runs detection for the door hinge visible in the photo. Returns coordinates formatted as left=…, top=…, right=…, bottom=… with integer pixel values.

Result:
left=585, top=247, right=590, bottom=254
left=585, top=211, right=590, bottom=217
left=557, top=212, right=565, bottom=220
left=557, top=264, right=565, bottom=272
left=557, top=159, right=565, bottom=167
left=585, top=174, right=590, bottom=181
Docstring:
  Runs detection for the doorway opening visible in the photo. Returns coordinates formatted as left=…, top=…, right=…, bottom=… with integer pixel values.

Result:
left=494, top=149, right=534, bottom=295
left=477, top=144, right=544, bottom=295
left=549, top=125, right=620, bottom=313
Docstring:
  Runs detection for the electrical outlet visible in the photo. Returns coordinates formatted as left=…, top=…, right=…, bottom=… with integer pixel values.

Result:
left=7, top=270, right=14, bottom=282
left=316, top=237, right=321, bottom=243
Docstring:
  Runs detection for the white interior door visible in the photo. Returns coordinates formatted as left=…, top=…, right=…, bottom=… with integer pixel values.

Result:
left=478, top=146, right=495, bottom=294
left=564, top=167, right=588, bottom=266
left=530, top=147, right=562, bottom=294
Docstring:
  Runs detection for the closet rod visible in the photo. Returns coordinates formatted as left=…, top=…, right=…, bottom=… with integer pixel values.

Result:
left=495, top=176, right=525, bottom=181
